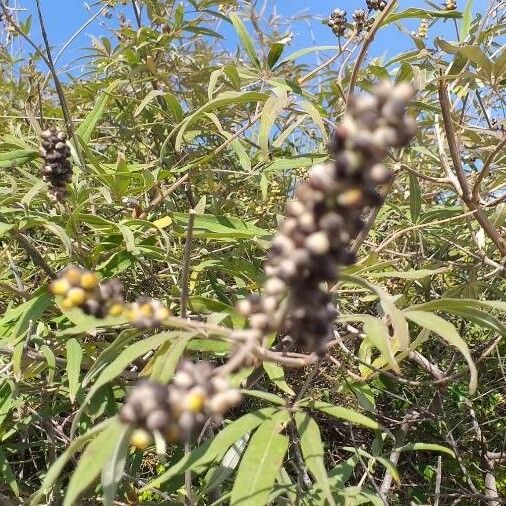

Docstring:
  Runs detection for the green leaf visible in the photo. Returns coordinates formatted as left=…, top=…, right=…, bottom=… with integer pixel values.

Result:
left=64, top=419, right=126, bottom=506
left=460, top=0, right=474, bottom=41
left=149, top=333, right=192, bottom=383
left=300, top=400, right=380, bottom=430
left=133, top=89, right=165, bottom=117
left=173, top=91, right=267, bottom=151
left=341, top=314, right=400, bottom=374
left=39, top=344, right=56, bottom=384
left=341, top=273, right=410, bottom=353
left=0, top=149, right=39, bottom=168
left=141, top=408, right=279, bottom=491
left=4, top=294, right=52, bottom=344
left=0, top=382, right=13, bottom=428
left=230, top=412, right=289, bottom=505
left=30, top=419, right=111, bottom=505
left=229, top=13, right=260, bottom=67
left=0, top=448, right=19, bottom=497
left=0, top=222, right=14, bottom=238
left=404, top=310, right=477, bottom=394
left=368, top=267, right=450, bottom=280
left=202, top=433, right=249, bottom=494
left=267, top=42, right=285, bottom=68
left=259, top=89, right=290, bottom=162
left=71, top=332, right=176, bottom=436
left=408, top=173, right=421, bottom=223
left=241, top=389, right=286, bottom=406
left=101, top=426, right=132, bottom=506
left=437, top=39, right=493, bottom=76
left=263, top=361, right=295, bottom=396
left=399, top=443, right=455, bottom=458
left=66, top=338, right=83, bottom=404
left=384, top=8, right=462, bottom=24
left=172, top=212, right=268, bottom=240
left=295, top=413, right=335, bottom=506
left=76, top=81, right=120, bottom=143
left=299, top=100, right=328, bottom=144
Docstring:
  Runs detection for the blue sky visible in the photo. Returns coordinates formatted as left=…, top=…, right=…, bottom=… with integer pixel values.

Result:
left=7, top=0, right=485, bottom=75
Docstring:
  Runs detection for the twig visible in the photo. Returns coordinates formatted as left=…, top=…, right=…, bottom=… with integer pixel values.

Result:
left=138, top=173, right=189, bottom=219
left=34, top=0, right=85, bottom=169
left=346, top=0, right=398, bottom=106
left=12, top=231, right=56, bottom=279
left=379, top=408, right=419, bottom=500
left=434, top=455, right=442, bottom=506
left=180, top=210, right=196, bottom=318
left=438, top=81, right=506, bottom=256
left=472, top=136, right=506, bottom=200
left=373, top=209, right=477, bottom=253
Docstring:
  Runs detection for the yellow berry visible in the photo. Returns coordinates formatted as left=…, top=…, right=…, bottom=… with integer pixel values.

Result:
left=139, top=303, right=153, bottom=317
left=156, top=306, right=170, bottom=321
left=109, top=303, right=124, bottom=316
left=64, top=267, right=82, bottom=285
left=80, top=272, right=99, bottom=289
left=61, top=297, right=74, bottom=310
left=51, top=278, right=70, bottom=296
left=337, top=188, right=364, bottom=208
left=130, top=428, right=152, bottom=450
left=185, top=391, right=205, bottom=413
left=67, top=287, right=86, bottom=306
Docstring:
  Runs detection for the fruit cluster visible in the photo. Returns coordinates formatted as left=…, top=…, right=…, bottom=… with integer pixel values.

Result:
left=50, top=266, right=124, bottom=317
left=327, top=9, right=347, bottom=37
left=416, top=20, right=429, bottom=39
left=125, top=298, right=170, bottom=329
left=237, top=82, right=416, bottom=351
left=119, top=361, right=241, bottom=447
left=352, top=9, right=368, bottom=33
left=366, top=0, right=387, bottom=10
left=50, top=267, right=170, bottom=327
left=39, top=128, right=73, bottom=202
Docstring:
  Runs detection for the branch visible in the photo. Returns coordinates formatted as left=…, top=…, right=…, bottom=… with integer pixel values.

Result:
left=438, top=81, right=506, bottom=256
left=472, top=136, right=506, bottom=200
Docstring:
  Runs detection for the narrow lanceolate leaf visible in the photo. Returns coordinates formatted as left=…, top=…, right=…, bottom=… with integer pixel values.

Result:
left=294, top=413, right=335, bottom=506
left=259, top=89, right=290, bottom=162
left=63, top=419, right=125, bottom=506
left=0, top=149, right=39, bottom=168
left=203, top=433, right=250, bottom=493
left=141, top=408, right=279, bottom=491
left=341, top=315, right=399, bottom=375
left=399, top=443, right=455, bottom=458
left=30, top=419, right=112, bottom=505
left=460, top=0, right=474, bottom=41
left=76, top=81, right=119, bottom=143
left=408, top=173, right=421, bottom=223
left=0, top=448, right=19, bottom=497
left=230, top=412, right=289, bottom=506
left=229, top=13, right=260, bottom=67
left=300, top=400, right=380, bottom=430
left=101, top=426, right=132, bottom=506
left=133, top=89, right=165, bottom=117
left=66, top=338, right=83, bottom=403
left=148, top=333, right=192, bottom=383
left=263, top=361, right=295, bottom=396
left=71, top=332, right=176, bottom=436
left=404, top=311, right=477, bottom=394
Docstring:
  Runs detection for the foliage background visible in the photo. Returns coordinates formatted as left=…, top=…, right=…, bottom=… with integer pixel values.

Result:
left=0, top=0, right=505, bottom=504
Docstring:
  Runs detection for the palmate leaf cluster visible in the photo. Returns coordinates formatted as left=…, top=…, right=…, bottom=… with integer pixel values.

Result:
left=0, top=0, right=505, bottom=504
